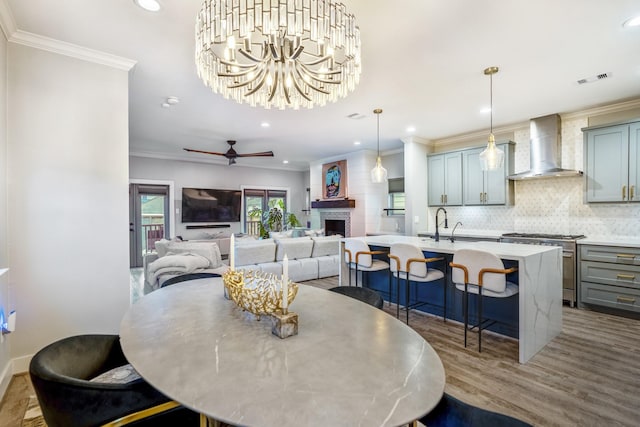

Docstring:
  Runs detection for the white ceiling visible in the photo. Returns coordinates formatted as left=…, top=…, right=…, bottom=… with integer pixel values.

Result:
left=4, top=0, right=640, bottom=170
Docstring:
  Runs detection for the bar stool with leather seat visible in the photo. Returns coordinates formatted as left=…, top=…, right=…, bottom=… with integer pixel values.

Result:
left=343, top=238, right=390, bottom=288
left=388, top=243, right=446, bottom=325
left=449, top=248, right=518, bottom=352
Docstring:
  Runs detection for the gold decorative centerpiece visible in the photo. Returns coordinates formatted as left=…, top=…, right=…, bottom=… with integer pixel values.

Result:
left=222, top=269, right=298, bottom=318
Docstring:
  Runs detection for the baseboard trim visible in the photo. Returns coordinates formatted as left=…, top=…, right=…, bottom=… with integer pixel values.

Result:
left=0, top=360, right=12, bottom=402
left=12, top=355, right=31, bottom=374
left=0, top=354, right=32, bottom=402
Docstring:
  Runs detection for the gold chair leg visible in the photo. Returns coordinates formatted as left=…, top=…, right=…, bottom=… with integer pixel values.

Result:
left=102, top=401, right=181, bottom=427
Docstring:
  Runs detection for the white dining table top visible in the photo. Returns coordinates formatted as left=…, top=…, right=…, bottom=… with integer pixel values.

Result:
left=119, top=277, right=446, bottom=427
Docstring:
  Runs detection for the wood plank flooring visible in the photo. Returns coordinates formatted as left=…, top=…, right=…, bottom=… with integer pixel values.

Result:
left=2, top=275, right=639, bottom=427
left=302, top=277, right=640, bottom=427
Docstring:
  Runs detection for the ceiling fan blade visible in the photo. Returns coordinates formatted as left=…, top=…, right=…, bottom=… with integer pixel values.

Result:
left=183, top=148, right=227, bottom=156
left=236, top=151, right=275, bottom=158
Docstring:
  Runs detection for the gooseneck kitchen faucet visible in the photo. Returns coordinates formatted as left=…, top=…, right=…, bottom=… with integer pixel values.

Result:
left=450, top=222, right=463, bottom=242
left=434, top=207, right=448, bottom=242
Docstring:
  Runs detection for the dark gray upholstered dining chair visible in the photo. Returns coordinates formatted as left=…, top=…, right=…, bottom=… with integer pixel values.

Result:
left=329, top=286, right=384, bottom=309
left=420, top=393, right=533, bottom=427
left=160, top=272, right=221, bottom=287
left=29, top=334, right=200, bottom=427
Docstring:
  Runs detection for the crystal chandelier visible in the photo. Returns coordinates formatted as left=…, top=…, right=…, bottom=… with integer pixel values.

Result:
left=479, top=66, right=505, bottom=171
left=371, top=108, right=388, bottom=183
left=195, top=0, right=362, bottom=110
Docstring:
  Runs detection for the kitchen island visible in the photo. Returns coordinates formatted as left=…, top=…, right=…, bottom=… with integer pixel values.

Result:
left=340, top=235, right=563, bottom=364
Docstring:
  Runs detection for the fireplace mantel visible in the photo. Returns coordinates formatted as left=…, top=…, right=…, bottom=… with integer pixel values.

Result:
left=311, top=199, right=356, bottom=209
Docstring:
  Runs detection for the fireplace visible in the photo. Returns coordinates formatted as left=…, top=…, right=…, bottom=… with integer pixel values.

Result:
left=325, top=219, right=346, bottom=236
left=320, top=211, right=351, bottom=237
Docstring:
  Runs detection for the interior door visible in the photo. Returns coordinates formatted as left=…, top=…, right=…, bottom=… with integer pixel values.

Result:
left=129, top=184, right=170, bottom=267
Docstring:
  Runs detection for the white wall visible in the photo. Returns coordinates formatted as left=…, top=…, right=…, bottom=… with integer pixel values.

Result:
left=0, top=25, right=11, bottom=397
left=129, top=157, right=307, bottom=239
left=7, top=44, right=131, bottom=360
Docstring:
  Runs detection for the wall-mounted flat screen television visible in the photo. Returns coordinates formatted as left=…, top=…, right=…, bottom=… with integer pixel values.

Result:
left=181, top=188, right=242, bottom=223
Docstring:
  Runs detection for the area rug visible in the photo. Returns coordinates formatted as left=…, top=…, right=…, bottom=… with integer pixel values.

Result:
left=21, top=396, right=46, bottom=427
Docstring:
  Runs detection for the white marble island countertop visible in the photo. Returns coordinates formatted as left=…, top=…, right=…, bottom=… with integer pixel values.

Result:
left=350, top=235, right=563, bottom=364
left=365, top=235, right=560, bottom=259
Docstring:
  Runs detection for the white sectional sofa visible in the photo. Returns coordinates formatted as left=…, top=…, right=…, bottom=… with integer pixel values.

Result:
left=143, top=235, right=341, bottom=291
left=235, top=236, right=341, bottom=282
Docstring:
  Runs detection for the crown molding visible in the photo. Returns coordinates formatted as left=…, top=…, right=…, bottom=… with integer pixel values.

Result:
left=0, top=0, right=17, bottom=40
left=561, top=97, right=640, bottom=121
left=435, top=122, right=526, bottom=148
left=9, top=30, right=136, bottom=71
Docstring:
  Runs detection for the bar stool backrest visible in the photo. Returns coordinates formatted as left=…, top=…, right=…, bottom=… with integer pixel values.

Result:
left=344, top=238, right=373, bottom=267
left=390, top=243, right=427, bottom=278
left=451, top=249, right=506, bottom=293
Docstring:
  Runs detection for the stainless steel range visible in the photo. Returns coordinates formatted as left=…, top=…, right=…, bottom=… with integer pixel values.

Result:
left=500, top=233, right=586, bottom=307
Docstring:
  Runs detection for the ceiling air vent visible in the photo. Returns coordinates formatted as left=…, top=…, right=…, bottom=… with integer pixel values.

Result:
left=577, top=72, right=611, bottom=84
left=347, top=113, right=366, bottom=120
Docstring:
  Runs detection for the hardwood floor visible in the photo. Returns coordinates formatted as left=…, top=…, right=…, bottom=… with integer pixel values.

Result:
left=2, top=275, right=639, bottom=426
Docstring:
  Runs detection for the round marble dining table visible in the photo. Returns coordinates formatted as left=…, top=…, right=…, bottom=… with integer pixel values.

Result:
left=119, top=277, right=445, bottom=427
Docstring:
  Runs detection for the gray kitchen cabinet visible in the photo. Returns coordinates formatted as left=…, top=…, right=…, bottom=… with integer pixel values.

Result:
left=427, top=151, right=463, bottom=206
left=579, top=244, right=640, bottom=315
left=463, top=142, right=515, bottom=205
left=583, top=120, right=640, bottom=203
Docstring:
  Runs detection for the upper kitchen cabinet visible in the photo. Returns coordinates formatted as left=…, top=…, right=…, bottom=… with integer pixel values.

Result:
left=463, top=142, right=515, bottom=205
left=584, top=120, right=640, bottom=203
left=427, top=151, right=463, bottom=206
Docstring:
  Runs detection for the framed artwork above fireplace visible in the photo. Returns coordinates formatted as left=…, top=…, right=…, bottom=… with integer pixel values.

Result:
left=322, top=159, right=348, bottom=199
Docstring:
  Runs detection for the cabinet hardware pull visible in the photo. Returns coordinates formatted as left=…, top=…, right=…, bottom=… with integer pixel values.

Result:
left=616, top=253, right=636, bottom=259
left=631, top=185, right=635, bottom=200
left=445, top=194, right=448, bottom=204
left=484, top=192, right=487, bottom=203
left=622, top=185, right=627, bottom=200
left=616, top=274, right=636, bottom=281
left=480, top=192, right=483, bottom=203
left=440, top=194, right=443, bottom=204
left=617, top=296, right=636, bottom=304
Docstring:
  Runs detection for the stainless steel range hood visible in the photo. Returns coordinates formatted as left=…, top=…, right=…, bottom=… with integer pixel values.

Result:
left=508, top=114, right=583, bottom=180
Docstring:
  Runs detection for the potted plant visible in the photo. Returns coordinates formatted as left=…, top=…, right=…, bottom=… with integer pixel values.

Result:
left=248, top=199, right=301, bottom=239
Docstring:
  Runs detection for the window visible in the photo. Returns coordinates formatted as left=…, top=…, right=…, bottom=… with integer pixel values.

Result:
left=387, top=178, right=405, bottom=214
left=244, top=189, right=287, bottom=236
left=389, top=192, right=406, bottom=210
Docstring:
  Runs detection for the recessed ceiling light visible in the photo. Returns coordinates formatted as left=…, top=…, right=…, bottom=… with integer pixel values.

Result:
left=282, top=160, right=289, bottom=164
left=480, top=106, right=492, bottom=114
left=354, top=141, right=361, bottom=145
left=406, top=126, right=416, bottom=133
left=161, top=102, right=170, bottom=108
left=134, top=0, right=161, bottom=12
left=166, top=96, right=179, bottom=105
left=622, top=14, right=640, bottom=27
left=261, top=122, right=270, bottom=128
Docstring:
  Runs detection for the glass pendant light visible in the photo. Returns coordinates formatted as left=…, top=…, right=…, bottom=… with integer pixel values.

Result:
left=371, top=108, right=388, bottom=183
left=479, top=67, right=505, bottom=171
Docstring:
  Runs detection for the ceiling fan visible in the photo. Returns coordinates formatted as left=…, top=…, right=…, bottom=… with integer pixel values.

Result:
left=183, top=140, right=274, bottom=165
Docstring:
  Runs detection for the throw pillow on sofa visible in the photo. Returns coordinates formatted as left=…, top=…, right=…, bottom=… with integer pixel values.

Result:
left=270, top=230, right=293, bottom=239
left=304, top=228, right=325, bottom=237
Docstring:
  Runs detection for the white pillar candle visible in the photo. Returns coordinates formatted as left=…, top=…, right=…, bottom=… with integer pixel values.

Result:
left=282, top=254, right=289, bottom=312
left=230, top=234, right=235, bottom=271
